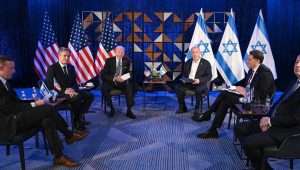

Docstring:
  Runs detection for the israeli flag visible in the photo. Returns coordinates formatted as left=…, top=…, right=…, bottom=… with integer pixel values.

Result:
left=244, top=10, right=277, bottom=79
left=215, top=9, right=245, bottom=86
left=186, top=9, right=218, bottom=81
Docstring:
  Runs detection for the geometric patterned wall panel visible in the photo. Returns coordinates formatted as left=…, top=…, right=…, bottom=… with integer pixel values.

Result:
left=82, top=11, right=230, bottom=82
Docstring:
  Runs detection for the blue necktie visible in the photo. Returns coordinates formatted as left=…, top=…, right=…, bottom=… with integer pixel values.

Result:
left=270, top=80, right=300, bottom=116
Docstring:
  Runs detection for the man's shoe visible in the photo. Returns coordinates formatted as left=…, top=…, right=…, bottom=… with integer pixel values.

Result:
left=108, top=107, right=115, bottom=118
left=53, top=155, right=79, bottom=167
left=65, top=132, right=87, bottom=144
left=197, top=130, right=219, bottom=139
left=126, top=110, right=136, bottom=119
left=192, top=112, right=211, bottom=122
left=82, top=120, right=91, bottom=125
left=175, top=106, right=187, bottom=114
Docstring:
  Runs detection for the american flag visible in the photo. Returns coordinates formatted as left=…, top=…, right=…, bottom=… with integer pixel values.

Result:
left=34, top=12, right=59, bottom=79
left=68, top=13, right=96, bottom=83
left=95, top=14, right=118, bottom=74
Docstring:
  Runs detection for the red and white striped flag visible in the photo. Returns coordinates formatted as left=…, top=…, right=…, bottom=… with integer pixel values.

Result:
left=95, top=14, right=118, bottom=74
left=34, top=12, right=59, bottom=79
left=68, top=13, right=96, bottom=83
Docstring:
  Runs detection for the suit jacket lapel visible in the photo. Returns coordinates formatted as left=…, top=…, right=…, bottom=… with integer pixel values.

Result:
left=195, top=59, right=203, bottom=77
left=112, top=58, right=116, bottom=75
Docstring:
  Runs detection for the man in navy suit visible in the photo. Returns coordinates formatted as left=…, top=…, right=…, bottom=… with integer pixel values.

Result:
left=235, top=55, right=300, bottom=170
left=195, top=50, right=275, bottom=138
left=0, top=56, right=87, bottom=167
left=46, top=47, right=94, bottom=131
left=101, top=45, right=136, bottom=119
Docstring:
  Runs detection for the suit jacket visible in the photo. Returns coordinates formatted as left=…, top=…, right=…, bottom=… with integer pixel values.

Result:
left=46, top=62, right=78, bottom=94
left=101, top=57, right=131, bottom=85
left=182, top=58, right=212, bottom=86
left=0, top=81, right=31, bottom=140
left=268, top=81, right=300, bottom=143
left=239, top=64, right=275, bottom=102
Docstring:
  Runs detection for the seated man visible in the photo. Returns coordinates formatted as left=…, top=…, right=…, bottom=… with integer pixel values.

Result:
left=235, top=55, right=300, bottom=170
left=46, top=47, right=94, bottom=131
left=195, top=50, right=275, bottom=138
left=101, top=45, right=136, bottom=119
left=175, top=46, right=212, bottom=114
left=0, top=56, right=87, bottom=167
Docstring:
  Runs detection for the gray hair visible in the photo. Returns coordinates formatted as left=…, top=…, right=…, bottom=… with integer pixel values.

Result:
left=0, top=55, right=14, bottom=68
left=191, top=46, right=200, bottom=51
left=115, top=45, right=125, bottom=51
left=58, top=47, right=70, bottom=55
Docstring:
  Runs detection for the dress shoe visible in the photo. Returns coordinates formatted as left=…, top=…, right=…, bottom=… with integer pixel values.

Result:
left=197, top=129, right=219, bottom=139
left=192, top=112, right=211, bottom=122
left=82, top=120, right=91, bottom=125
left=126, top=110, right=136, bottom=119
left=108, top=107, right=115, bottom=118
left=76, top=130, right=89, bottom=136
left=175, top=106, right=187, bottom=114
left=75, top=124, right=86, bottom=131
left=53, top=155, right=79, bottom=167
left=65, top=132, right=87, bottom=144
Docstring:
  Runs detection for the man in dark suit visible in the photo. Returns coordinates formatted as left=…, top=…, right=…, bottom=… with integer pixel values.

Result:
left=235, top=55, right=300, bottom=170
left=0, top=56, right=87, bottom=167
left=195, top=50, right=275, bottom=138
left=101, top=45, right=136, bottom=119
left=175, top=46, right=212, bottom=114
left=46, top=47, right=94, bottom=131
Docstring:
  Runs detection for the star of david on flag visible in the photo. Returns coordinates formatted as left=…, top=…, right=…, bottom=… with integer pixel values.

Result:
left=244, top=10, right=277, bottom=79
left=186, top=8, right=218, bottom=80
left=215, top=9, right=245, bottom=85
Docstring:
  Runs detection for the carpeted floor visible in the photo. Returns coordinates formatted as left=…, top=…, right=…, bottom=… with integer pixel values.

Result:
left=0, top=90, right=298, bottom=170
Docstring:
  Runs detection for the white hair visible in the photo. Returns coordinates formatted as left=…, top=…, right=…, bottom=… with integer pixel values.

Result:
left=115, top=45, right=125, bottom=51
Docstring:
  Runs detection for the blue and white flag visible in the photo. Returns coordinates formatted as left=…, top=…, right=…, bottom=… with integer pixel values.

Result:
left=244, top=10, right=277, bottom=79
left=186, top=9, right=218, bottom=80
left=215, top=9, right=245, bottom=86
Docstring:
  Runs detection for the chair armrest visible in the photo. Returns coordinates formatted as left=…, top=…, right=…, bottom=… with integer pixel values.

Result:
left=277, top=133, right=300, bottom=157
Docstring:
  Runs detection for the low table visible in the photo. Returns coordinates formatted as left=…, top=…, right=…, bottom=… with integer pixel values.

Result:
left=232, top=103, right=269, bottom=160
left=142, top=79, right=172, bottom=110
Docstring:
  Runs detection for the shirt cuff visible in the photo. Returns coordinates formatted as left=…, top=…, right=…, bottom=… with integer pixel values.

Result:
left=268, top=118, right=272, bottom=127
left=30, top=102, right=36, bottom=108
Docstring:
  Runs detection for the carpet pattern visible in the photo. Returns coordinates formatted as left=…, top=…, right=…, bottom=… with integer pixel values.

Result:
left=0, top=90, right=297, bottom=170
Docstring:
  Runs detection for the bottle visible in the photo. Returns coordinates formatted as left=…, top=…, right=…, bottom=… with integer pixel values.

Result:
left=21, top=90, right=26, bottom=100
left=245, top=84, right=251, bottom=103
left=265, top=96, right=271, bottom=113
left=32, top=87, right=38, bottom=100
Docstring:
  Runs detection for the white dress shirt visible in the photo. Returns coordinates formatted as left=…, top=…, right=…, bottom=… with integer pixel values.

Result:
left=59, top=62, right=68, bottom=75
left=115, top=58, right=122, bottom=75
left=0, top=76, right=8, bottom=90
left=188, top=59, right=201, bottom=80
left=248, top=64, right=260, bottom=84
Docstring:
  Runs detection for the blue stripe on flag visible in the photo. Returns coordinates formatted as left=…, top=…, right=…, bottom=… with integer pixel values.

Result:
left=228, top=15, right=238, bottom=36
left=215, top=51, right=239, bottom=84
left=257, top=15, right=269, bottom=40
left=197, top=15, right=208, bottom=34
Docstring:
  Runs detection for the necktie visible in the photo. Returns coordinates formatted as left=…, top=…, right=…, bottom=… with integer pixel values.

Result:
left=247, top=69, right=254, bottom=85
left=5, top=81, right=10, bottom=91
left=63, top=66, right=68, bottom=76
left=270, top=80, right=300, bottom=116
left=116, top=59, right=122, bottom=76
left=5, top=81, right=16, bottom=96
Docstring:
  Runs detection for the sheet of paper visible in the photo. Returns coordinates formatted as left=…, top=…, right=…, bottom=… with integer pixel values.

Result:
left=121, top=73, right=131, bottom=81
left=222, top=88, right=241, bottom=95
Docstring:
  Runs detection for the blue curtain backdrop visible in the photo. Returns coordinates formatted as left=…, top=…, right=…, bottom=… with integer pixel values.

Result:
left=0, top=0, right=299, bottom=90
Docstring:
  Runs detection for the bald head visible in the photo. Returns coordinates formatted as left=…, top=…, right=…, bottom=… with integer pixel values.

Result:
left=115, top=45, right=125, bottom=59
